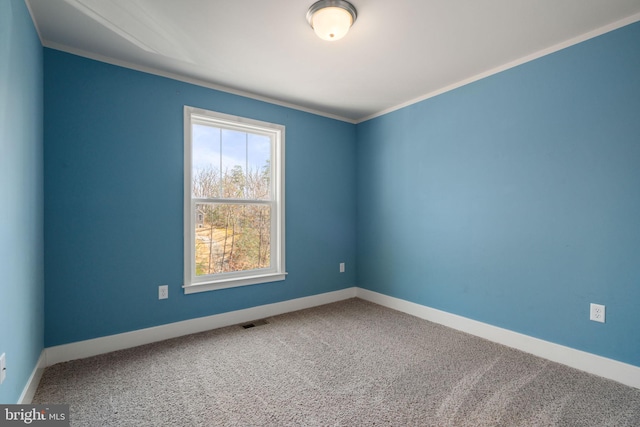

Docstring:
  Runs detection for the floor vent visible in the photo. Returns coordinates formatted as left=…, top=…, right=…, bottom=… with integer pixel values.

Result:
left=241, top=319, right=269, bottom=329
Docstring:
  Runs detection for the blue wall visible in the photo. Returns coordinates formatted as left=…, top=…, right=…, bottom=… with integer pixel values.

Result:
left=0, top=0, right=44, bottom=403
left=357, top=22, right=640, bottom=367
left=44, top=50, right=357, bottom=347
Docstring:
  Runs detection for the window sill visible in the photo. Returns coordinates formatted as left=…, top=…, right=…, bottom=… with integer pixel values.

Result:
left=183, top=272, right=287, bottom=294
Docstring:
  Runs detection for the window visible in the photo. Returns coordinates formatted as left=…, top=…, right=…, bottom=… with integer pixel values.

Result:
left=184, top=106, right=286, bottom=294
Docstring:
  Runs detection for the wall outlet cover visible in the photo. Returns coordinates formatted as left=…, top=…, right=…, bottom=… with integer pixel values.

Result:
left=0, top=353, right=6, bottom=384
left=159, top=285, right=169, bottom=300
left=590, top=303, right=605, bottom=323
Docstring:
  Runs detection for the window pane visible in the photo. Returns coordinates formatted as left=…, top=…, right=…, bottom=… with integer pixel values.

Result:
left=247, top=134, right=271, bottom=200
left=195, top=203, right=271, bottom=275
left=192, top=124, right=221, bottom=198
left=193, top=125, right=271, bottom=200
left=220, top=129, right=246, bottom=198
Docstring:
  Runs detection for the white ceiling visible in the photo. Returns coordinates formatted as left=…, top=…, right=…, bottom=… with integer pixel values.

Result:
left=26, top=0, right=640, bottom=123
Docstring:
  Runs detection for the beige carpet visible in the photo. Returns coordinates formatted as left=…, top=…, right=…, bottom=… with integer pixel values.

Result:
left=33, top=298, right=640, bottom=426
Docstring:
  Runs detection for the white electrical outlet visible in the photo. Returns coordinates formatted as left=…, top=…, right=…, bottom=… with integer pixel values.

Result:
left=158, top=285, right=169, bottom=300
left=590, top=303, right=605, bottom=323
left=339, top=262, right=345, bottom=273
left=0, top=353, right=6, bottom=384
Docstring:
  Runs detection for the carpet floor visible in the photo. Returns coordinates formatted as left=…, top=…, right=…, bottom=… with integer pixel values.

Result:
left=33, top=298, right=640, bottom=426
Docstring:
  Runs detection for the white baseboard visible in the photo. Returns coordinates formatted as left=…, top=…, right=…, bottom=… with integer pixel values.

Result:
left=45, top=287, right=357, bottom=367
left=18, top=351, right=46, bottom=404
left=356, top=288, right=640, bottom=390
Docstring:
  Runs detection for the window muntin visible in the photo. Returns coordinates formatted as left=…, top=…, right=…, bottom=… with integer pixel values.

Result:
left=184, top=107, right=285, bottom=293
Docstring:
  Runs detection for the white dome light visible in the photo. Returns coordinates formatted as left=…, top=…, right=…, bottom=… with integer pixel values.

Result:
left=307, top=0, right=357, bottom=42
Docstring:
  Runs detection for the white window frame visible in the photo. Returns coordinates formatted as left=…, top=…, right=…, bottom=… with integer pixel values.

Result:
left=183, top=106, right=286, bottom=294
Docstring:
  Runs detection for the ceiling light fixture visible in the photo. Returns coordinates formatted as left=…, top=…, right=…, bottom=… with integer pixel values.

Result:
left=306, top=0, right=357, bottom=42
